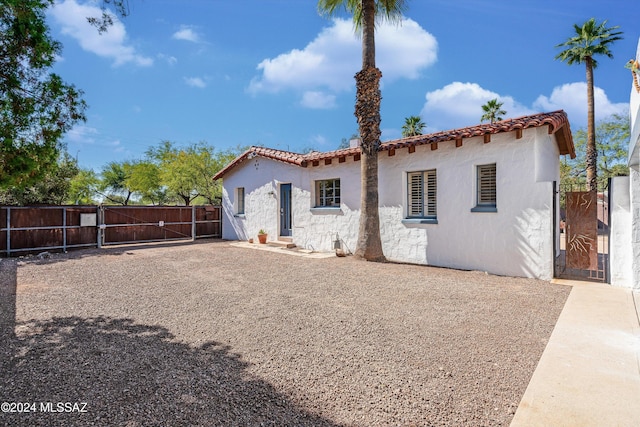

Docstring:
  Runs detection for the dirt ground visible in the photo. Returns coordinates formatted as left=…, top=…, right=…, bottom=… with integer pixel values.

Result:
left=0, top=240, right=570, bottom=426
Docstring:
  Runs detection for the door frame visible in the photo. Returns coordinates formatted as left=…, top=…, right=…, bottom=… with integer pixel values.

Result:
left=554, top=181, right=610, bottom=282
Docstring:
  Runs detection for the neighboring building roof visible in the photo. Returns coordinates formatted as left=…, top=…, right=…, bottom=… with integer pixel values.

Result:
left=213, top=110, right=575, bottom=180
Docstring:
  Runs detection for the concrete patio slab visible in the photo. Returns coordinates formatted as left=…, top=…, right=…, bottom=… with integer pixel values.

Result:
left=511, top=280, right=640, bottom=426
left=229, top=241, right=335, bottom=259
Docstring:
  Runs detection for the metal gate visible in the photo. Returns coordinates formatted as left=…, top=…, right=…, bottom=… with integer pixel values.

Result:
left=1, top=205, right=221, bottom=256
left=555, top=182, right=610, bottom=282
left=100, top=205, right=220, bottom=246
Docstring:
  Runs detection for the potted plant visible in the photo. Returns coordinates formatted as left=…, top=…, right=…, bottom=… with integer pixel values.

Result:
left=257, top=229, right=268, bottom=244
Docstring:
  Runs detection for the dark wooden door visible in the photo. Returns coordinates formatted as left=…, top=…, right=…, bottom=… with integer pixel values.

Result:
left=280, top=184, right=292, bottom=237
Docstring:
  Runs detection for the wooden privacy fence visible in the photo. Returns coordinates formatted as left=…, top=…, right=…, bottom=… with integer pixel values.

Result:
left=0, top=205, right=221, bottom=257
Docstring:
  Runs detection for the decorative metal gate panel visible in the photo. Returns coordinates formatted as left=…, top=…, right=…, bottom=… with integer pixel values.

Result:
left=565, top=192, right=598, bottom=270
left=555, top=183, right=609, bottom=282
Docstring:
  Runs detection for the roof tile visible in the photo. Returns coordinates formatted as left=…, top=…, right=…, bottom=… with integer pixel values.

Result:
left=213, top=110, right=575, bottom=180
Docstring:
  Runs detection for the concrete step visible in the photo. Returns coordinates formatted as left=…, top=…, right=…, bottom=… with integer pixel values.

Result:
left=267, top=240, right=296, bottom=249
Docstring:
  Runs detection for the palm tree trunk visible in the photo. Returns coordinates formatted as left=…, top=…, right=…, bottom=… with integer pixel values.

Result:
left=585, top=57, right=597, bottom=193
left=354, top=0, right=385, bottom=262
left=361, top=0, right=375, bottom=68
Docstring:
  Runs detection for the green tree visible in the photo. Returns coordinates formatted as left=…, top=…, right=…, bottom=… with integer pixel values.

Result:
left=146, top=141, right=236, bottom=206
left=0, top=0, right=87, bottom=189
left=563, top=114, right=630, bottom=189
left=127, top=160, right=167, bottom=205
left=0, top=152, right=79, bottom=205
left=147, top=141, right=197, bottom=206
left=196, top=147, right=240, bottom=204
left=318, top=0, right=407, bottom=262
left=87, top=0, right=130, bottom=33
left=99, top=161, right=136, bottom=205
left=67, top=168, right=99, bottom=205
left=480, top=99, right=506, bottom=124
left=555, top=18, right=622, bottom=193
left=401, top=116, right=426, bottom=137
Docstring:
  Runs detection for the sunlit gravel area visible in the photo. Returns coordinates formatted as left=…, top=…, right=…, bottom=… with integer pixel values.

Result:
left=0, top=240, right=570, bottom=426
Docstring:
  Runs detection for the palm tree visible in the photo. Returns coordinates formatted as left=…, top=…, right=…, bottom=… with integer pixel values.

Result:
left=318, top=0, right=407, bottom=262
left=555, top=18, right=622, bottom=193
left=480, top=99, right=506, bottom=124
left=402, top=115, right=426, bottom=137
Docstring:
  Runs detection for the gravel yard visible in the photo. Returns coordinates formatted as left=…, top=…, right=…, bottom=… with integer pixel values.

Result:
left=0, top=240, right=570, bottom=426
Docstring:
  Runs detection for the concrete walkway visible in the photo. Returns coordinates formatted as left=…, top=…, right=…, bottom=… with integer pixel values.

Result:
left=511, top=280, right=640, bottom=426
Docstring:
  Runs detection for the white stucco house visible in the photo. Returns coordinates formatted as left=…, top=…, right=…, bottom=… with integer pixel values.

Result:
left=214, top=110, right=575, bottom=280
left=628, top=40, right=640, bottom=289
left=608, top=37, right=640, bottom=289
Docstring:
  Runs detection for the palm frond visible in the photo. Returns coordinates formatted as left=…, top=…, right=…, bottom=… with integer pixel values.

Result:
left=555, top=18, right=622, bottom=68
left=318, top=0, right=407, bottom=30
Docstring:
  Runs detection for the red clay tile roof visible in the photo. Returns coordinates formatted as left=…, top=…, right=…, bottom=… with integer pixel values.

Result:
left=381, top=110, right=575, bottom=156
left=213, top=110, right=575, bottom=180
left=212, top=147, right=307, bottom=180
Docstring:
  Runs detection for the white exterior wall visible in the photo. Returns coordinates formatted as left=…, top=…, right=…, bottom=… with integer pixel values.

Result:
left=220, top=127, right=560, bottom=280
left=630, top=41, right=640, bottom=288
left=220, top=156, right=307, bottom=242
left=606, top=38, right=639, bottom=289
left=628, top=38, right=640, bottom=168
left=376, top=127, right=558, bottom=279
left=630, top=168, right=640, bottom=289
left=610, top=176, right=633, bottom=287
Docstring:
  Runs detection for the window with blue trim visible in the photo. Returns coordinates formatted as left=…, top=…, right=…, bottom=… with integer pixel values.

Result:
left=407, top=170, right=437, bottom=219
left=472, top=163, right=497, bottom=212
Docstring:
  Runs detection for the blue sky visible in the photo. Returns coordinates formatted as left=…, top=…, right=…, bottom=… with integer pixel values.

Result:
left=47, top=0, right=639, bottom=171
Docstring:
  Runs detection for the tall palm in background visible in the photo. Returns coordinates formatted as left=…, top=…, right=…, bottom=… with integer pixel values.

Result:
left=480, top=99, right=506, bottom=124
left=318, top=0, right=407, bottom=262
left=401, top=115, right=426, bottom=137
left=555, top=18, right=622, bottom=192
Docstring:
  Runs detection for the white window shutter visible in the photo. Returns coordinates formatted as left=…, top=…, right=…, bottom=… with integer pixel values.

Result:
left=408, top=172, right=423, bottom=217
left=425, top=170, right=437, bottom=216
left=478, top=164, right=496, bottom=205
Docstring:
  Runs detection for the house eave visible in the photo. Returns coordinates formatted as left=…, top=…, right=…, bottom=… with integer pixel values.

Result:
left=380, top=110, right=575, bottom=158
left=213, top=110, right=576, bottom=180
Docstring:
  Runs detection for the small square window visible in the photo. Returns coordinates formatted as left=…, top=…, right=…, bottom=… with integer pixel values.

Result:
left=315, top=179, right=340, bottom=207
left=472, top=163, right=496, bottom=212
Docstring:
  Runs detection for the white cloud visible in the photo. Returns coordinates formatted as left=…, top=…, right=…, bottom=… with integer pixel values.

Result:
left=66, top=124, right=99, bottom=144
left=110, top=140, right=124, bottom=152
left=376, top=18, right=438, bottom=80
left=158, top=53, right=178, bottom=65
left=184, top=77, right=207, bottom=88
left=172, top=26, right=200, bottom=43
left=533, top=82, right=628, bottom=128
left=50, top=0, right=152, bottom=67
left=301, top=91, right=336, bottom=109
left=420, top=82, right=534, bottom=130
left=248, top=18, right=437, bottom=106
left=310, top=134, right=329, bottom=147
left=417, top=80, right=627, bottom=132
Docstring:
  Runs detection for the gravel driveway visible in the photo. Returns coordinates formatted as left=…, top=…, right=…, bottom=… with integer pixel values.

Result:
left=0, top=240, right=570, bottom=426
